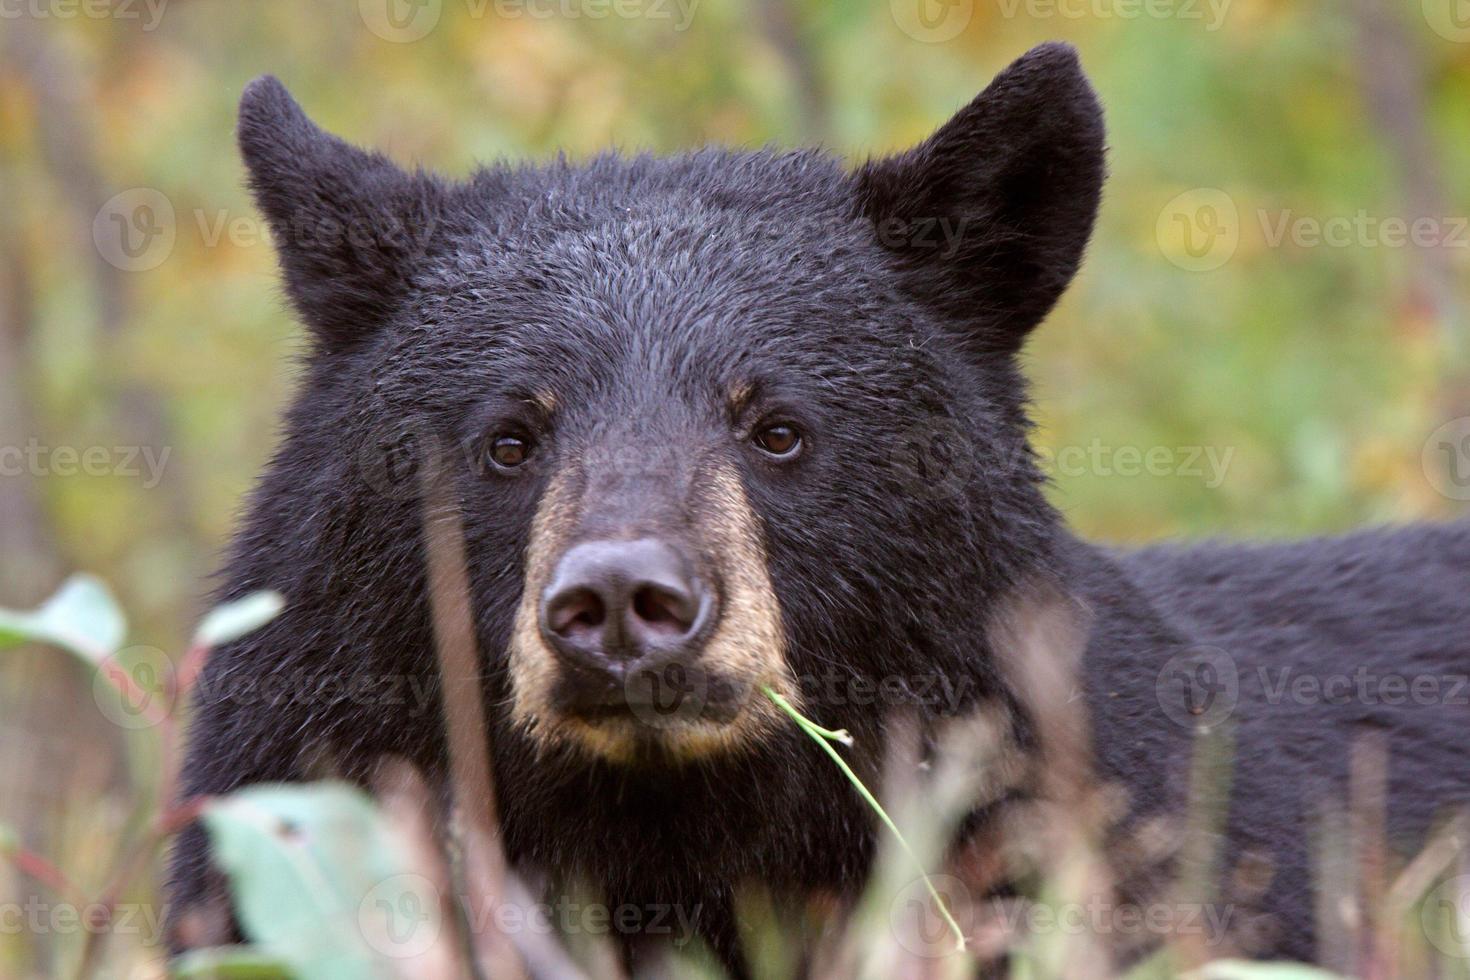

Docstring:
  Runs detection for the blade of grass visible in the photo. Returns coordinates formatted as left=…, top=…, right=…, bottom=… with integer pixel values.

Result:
left=761, top=685, right=965, bottom=953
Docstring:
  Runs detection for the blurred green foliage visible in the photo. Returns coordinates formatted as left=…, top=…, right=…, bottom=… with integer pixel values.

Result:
left=2, top=0, right=1468, bottom=645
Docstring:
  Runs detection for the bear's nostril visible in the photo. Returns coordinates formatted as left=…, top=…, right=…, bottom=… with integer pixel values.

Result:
left=546, top=588, right=606, bottom=637
left=631, top=584, right=696, bottom=634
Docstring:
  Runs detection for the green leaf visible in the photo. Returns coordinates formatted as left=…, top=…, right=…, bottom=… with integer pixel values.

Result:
left=202, top=783, right=441, bottom=980
left=193, top=591, right=285, bottom=649
left=0, top=574, right=126, bottom=663
left=171, top=946, right=295, bottom=978
left=0, top=823, right=15, bottom=855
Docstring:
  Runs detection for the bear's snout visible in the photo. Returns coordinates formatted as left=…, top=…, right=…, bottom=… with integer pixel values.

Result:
left=539, top=537, right=718, bottom=700
left=506, top=460, right=799, bottom=761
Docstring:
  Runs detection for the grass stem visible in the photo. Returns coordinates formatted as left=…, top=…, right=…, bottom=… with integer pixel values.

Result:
left=761, top=685, right=966, bottom=954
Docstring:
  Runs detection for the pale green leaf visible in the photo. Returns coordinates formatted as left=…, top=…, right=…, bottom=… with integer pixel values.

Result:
left=0, top=574, right=126, bottom=663
left=193, top=591, right=285, bottom=649
left=202, top=782, right=441, bottom=980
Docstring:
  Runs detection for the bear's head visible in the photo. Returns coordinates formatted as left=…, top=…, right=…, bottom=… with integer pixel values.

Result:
left=235, top=43, right=1103, bottom=765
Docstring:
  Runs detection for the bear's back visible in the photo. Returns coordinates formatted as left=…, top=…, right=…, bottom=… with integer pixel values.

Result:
left=1106, top=523, right=1470, bottom=960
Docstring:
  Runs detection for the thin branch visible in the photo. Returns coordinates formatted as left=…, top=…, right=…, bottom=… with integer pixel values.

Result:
left=421, top=462, right=527, bottom=980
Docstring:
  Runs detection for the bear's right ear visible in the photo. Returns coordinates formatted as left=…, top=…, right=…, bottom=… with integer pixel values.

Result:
left=855, top=43, right=1105, bottom=358
left=238, top=76, right=447, bottom=352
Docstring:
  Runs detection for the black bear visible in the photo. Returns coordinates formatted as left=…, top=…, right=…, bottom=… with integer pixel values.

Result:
left=170, top=42, right=1470, bottom=972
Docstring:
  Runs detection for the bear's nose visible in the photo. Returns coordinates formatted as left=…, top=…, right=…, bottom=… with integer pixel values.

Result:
left=540, top=538, right=713, bottom=675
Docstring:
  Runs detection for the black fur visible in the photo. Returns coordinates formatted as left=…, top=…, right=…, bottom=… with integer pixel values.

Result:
left=171, top=44, right=1470, bottom=970
left=857, top=41, right=1105, bottom=355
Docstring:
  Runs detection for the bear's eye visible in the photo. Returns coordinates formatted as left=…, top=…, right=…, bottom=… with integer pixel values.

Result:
left=753, top=423, right=802, bottom=459
left=486, top=434, right=533, bottom=471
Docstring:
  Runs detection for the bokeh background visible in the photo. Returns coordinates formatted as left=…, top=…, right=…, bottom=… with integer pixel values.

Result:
left=2, top=0, right=1470, bottom=975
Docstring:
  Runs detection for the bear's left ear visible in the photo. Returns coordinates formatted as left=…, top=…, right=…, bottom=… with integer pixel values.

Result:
left=238, top=76, right=449, bottom=352
left=855, top=43, right=1105, bottom=356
